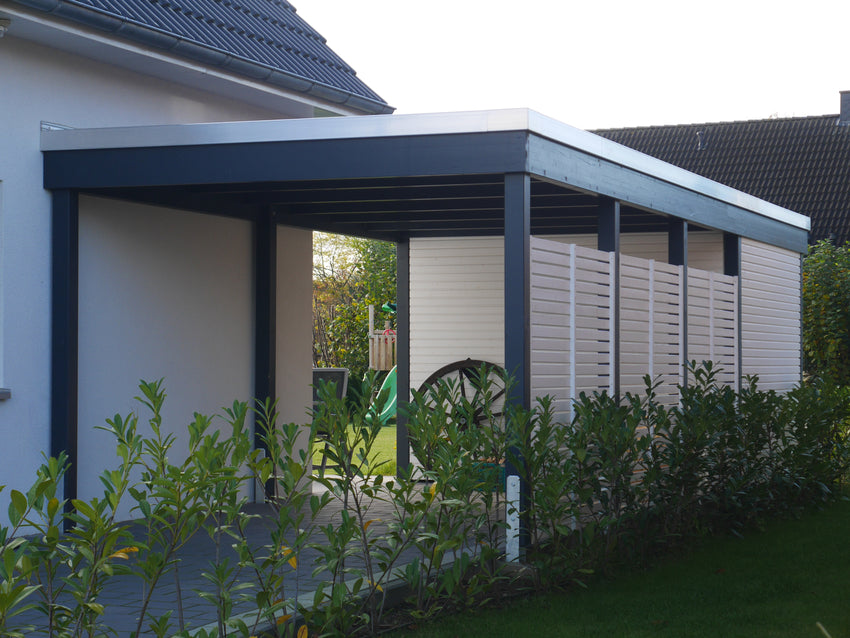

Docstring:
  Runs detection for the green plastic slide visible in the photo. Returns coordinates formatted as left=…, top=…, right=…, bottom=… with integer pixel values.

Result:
left=367, top=365, right=397, bottom=426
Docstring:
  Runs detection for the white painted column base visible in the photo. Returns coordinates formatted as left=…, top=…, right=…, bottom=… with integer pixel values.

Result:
left=506, top=474, right=521, bottom=562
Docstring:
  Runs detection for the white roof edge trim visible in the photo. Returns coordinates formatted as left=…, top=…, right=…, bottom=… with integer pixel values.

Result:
left=41, top=107, right=810, bottom=232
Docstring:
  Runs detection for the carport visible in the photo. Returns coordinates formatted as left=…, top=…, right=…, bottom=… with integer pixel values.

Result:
left=42, top=109, right=809, bottom=510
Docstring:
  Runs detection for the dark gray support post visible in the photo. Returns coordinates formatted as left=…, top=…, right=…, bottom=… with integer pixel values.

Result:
left=669, top=219, right=688, bottom=382
left=51, top=189, right=79, bottom=509
left=254, top=210, right=276, bottom=494
left=598, top=198, right=620, bottom=398
left=722, top=232, right=740, bottom=278
left=504, top=173, right=531, bottom=410
left=723, top=232, right=743, bottom=390
left=396, top=237, right=410, bottom=473
left=504, top=173, right=531, bottom=556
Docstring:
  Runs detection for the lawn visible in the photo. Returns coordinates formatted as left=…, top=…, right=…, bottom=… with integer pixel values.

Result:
left=390, top=496, right=850, bottom=638
left=312, top=423, right=397, bottom=475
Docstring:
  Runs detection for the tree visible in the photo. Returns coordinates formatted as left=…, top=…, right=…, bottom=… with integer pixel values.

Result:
left=802, top=239, right=850, bottom=383
left=312, top=232, right=397, bottom=379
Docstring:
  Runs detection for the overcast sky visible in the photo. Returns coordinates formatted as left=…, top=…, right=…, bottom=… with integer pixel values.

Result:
left=295, top=0, right=848, bottom=130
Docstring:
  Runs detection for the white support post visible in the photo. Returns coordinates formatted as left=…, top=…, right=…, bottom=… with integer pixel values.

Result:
left=506, top=474, right=521, bottom=562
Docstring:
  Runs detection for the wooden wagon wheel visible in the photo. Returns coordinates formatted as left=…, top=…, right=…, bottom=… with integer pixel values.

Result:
left=416, top=358, right=508, bottom=431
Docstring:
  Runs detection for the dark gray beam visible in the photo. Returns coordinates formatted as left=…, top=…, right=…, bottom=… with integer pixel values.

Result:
left=254, top=210, right=277, bottom=475
left=598, top=198, right=620, bottom=398
left=504, top=173, right=531, bottom=415
left=669, top=220, right=688, bottom=383
left=396, top=238, right=411, bottom=474
left=723, top=232, right=741, bottom=277
left=668, top=219, right=688, bottom=267
left=44, top=132, right=528, bottom=190
left=51, top=189, right=79, bottom=510
left=504, top=173, right=531, bottom=554
left=723, top=232, right=743, bottom=391
left=528, top=134, right=808, bottom=253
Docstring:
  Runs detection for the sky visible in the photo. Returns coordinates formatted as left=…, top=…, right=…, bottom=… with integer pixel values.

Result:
left=295, top=0, right=849, bottom=130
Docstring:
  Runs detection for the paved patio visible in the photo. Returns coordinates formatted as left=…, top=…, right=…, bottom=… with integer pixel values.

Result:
left=14, top=479, right=503, bottom=636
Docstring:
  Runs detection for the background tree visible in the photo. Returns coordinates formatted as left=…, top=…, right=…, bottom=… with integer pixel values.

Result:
left=802, top=239, right=850, bottom=384
left=313, top=232, right=397, bottom=379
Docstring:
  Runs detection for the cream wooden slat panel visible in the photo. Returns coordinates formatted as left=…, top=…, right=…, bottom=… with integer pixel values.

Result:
left=741, top=238, right=801, bottom=391
left=409, top=237, right=505, bottom=390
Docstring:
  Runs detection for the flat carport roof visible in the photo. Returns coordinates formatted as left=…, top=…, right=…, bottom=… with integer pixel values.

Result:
left=42, top=109, right=809, bottom=248
left=41, top=108, right=810, bottom=501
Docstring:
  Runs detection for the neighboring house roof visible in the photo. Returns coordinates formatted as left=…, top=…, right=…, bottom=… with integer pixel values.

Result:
left=6, top=0, right=392, bottom=114
left=594, top=104, right=850, bottom=245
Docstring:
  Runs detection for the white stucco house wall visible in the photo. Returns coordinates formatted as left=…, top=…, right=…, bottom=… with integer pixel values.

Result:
left=0, top=0, right=392, bottom=523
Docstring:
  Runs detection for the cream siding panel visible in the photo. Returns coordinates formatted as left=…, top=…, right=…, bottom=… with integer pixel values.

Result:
left=620, top=255, right=684, bottom=405
left=687, top=268, right=739, bottom=387
left=741, top=238, right=801, bottom=391
left=688, top=232, right=724, bottom=273
left=547, top=231, right=723, bottom=272
left=530, top=237, right=574, bottom=420
left=409, top=237, right=504, bottom=391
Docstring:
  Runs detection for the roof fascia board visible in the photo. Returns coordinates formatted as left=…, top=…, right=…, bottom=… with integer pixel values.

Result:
left=524, top=110, right=810, bottom=232
left=40, top=109, right=535, bottom=151
left=41, top=108, right=809, bottom=233
left=43, top=132, right=529, bottom=189
left=0, top=2, right=386, bottom=116
left=526, top=133, right=807, bottom=253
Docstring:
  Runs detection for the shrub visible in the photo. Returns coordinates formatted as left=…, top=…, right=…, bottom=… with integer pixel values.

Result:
left=802, top=239, right=850, bottom=383
left=2, top=364, right=849, bottom=637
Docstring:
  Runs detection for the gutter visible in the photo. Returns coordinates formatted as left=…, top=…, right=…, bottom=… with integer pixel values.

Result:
left=7, top=0, right=394, bottom=115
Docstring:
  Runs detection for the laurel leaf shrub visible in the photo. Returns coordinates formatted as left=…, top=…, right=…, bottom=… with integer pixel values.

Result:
left=802, top=239, right=850, bottom=383
left=2, top=365, right=849, bottom=637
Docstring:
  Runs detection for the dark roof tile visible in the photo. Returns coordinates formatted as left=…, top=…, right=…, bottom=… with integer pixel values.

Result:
left=11, top=0, right=391, bottom=113
left=595, top=115, right=850, bottom=244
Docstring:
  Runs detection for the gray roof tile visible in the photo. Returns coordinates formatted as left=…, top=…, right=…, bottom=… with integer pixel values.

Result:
left=10, top=0, right=392, bottom=113
left=595, top=115, right=850, bottom=244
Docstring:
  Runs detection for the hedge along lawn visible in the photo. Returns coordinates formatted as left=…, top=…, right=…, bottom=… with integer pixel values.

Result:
left=390, top=496, right=850, bottom=638
left=312, top=422, right=397, bottom=475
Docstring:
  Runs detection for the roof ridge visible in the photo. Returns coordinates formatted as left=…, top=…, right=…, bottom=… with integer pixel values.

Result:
left=594, top=113, right=840, bottom=133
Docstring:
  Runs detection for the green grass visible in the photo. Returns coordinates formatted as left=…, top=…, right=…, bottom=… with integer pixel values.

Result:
left=312, top=423, right=397, bottom=476
left=390, top=497, right=850, bottom=638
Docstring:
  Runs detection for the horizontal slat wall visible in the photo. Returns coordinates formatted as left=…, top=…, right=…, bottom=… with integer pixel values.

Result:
left=619, top=254, right=652, bottom=396
left=530, top=237, right=574, bottom=420
left=409, top=237, right=505, bottom=391
left=573, top=245, right=614, bottom=398
left=546, top=231, right=723, bottom=273
left=687, top=269, right=738, bottom=387
left=741, top=238, right=802, bottom=391
left=529, top=238, right=614, bottom=420
left=688, top=231, right=724, bottom=273
left=619, top=255, right=683, bottom=404
left=411, top=234, right=747, bottom=414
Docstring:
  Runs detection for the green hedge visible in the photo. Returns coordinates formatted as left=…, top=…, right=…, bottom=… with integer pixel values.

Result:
left=1, top=364, right=848, bottom=637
